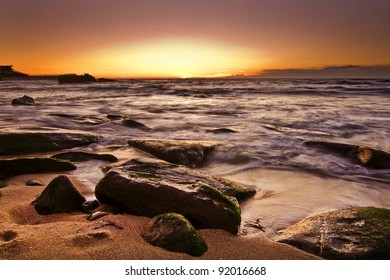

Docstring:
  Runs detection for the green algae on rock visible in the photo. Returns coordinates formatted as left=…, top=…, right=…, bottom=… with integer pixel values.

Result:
left=277, top=207, right=390, bottom=259
left=141, top=213, right=208, bottom=256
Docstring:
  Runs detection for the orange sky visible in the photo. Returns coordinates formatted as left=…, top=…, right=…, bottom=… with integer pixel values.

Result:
left=1, top=0, right=389, bottom=78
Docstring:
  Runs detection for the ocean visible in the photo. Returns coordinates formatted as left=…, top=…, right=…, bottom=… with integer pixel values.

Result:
left=1, top=78, right=389, bottom=235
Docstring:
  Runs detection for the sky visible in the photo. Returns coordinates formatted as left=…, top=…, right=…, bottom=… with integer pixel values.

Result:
left=1, top=0, right=389, bottom=78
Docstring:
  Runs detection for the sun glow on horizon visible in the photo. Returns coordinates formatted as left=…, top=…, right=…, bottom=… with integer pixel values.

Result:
left=77, top=39, right=267, bottom=78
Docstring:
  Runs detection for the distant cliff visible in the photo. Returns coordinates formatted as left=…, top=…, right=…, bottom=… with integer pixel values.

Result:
left=0, top=65, right=28, bottom=78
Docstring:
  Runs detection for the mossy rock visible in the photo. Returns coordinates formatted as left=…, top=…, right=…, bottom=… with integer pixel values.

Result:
left=277, top=207, right=390, bottom=259
left=128, top=139, right=217, bottom=168
left=51, top=151, right=118, bottom=163
left=141, top=213, right=208, bottom=256
left=0, top=158, right=77, bottom=179
left=95, top=159, right=245, bottom=234
left=0, top=130, right=101, bottom=155
left=0, top=180, right=6, bottom=188
left=304, top=141, right=390, bottom=169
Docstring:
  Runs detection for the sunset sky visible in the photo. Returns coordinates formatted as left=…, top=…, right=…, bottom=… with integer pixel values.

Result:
left=1, top=0, right=389, bottom=78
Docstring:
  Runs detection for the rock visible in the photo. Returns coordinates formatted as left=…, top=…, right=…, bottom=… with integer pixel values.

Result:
left=26, top=179, right=44, bottom=186
left=128, top=140, right=217, bottom=168
left=51, top=151, right=118, bottom=163
left=12, top=95, right=35, bottom=106
left=304, top=141, right=390, bottom=169
left=81, top=200, right=100, bottom=213
left=0, top=158, right=77, bottom=180
left=208, top=128, right=238, bottom=134
left=0, top=129, right=101, bottom=155
left=107, top=114, right=124, bottom=120
left=141, top=213, right=208, bottom=256
left=95, top=159, right=250, bottom=234
left=58, top=73, right=97, bottom=84
left=0, top=180, right=6, bottom=188
left=122, top=119, right=151, bottom=131
left=277, top=207, right=390, bottom=259
left=86, top=211, right=109, bottom=221
left=33, top=175, right=86, bottom=215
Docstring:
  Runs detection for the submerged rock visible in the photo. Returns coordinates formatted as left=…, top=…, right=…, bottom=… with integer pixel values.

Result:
left=12, top=95, right=35, bottom=106
left=142, top=213, right=208, bottom=256
left=122, top=119, right=151, bottom=131
left=51, top=151, right=118, bottom=163
left=208, top=128, right=238, bottom=134
left=0, top=158, right=77, bottom=180
left=58, top=73, right=97, bottom=84
left=0, top=130, right=101, bottom=155
left=33, top=175, right=86, bottom=215
left=95, top=159, right=248, bottom=234
left=128, top=139, right=216, bottom=168
left=277, top=207, right=390, bottom=259
left=304, top=141, right=390, bottom=169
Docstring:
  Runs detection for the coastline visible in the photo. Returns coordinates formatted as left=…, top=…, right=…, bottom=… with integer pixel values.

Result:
left=0, top=172, right=317, bottom=260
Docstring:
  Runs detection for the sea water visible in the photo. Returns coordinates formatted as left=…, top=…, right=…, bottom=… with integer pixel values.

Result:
left=1, top=78, right=389, bottom=234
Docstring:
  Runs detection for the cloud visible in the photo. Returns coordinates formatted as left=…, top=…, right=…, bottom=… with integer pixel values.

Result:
left=258, top=65, right=390, bottom=78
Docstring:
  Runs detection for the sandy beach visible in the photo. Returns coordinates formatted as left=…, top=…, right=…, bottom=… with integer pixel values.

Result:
left=0, top=172, right=317, bottom=260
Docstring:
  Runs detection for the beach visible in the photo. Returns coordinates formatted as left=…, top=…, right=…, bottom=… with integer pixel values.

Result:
left=0, top=78, right=389, bottom=260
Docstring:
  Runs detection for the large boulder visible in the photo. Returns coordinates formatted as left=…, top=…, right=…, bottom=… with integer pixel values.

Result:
left=12, top=95, right=35, bottom=106
left=141, top=213, right=208, bottom=256
left=51, top=151, right=118, bottom=163
left=128, top=140, right=217, bottom=168
left=0, top=129, right=101, bottom=155
left=33, top=175, right=86, bottom=214
left=277, top=207, right=390, bottom=259
left=95, top=159, right=248, bottom=234
left=0, top=158, right=77, bottom=179
left=304, top=141, right=390, bottom=169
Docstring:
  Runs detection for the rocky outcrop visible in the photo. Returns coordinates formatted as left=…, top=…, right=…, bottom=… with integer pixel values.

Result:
left=208, top=128, right=238, bottom=134
left=51, top=151, right=118, bottom=163
left=141, top=213, right=208, bottom=256
left=0, top=158, right=77, bottom=179
left=128, top=140, right=217, bottom=168
left=33, top=175, right=86, bottom=215
left=304, top=141, right=390, bottom=169
left=277, top=207, right=390, bottom=259
left=0, top=129, right=101, bottom=155
left=12, top=95, right=35, bottom=106
left=95, top=159, right=248, bottom=234
left=58, top=73, right=97, bottom=84
left=122, top=119, right=151, bottom=131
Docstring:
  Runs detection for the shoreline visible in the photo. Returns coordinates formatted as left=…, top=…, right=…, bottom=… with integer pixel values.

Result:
left=0, top=172, right=317, bottom=260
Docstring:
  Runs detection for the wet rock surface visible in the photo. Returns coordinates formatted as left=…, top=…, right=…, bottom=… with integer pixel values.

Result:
left=277, top=207, right=390, bottom=259
left=0, top=158, right=77, bottom=180
left=51, top=151, right=118, bottom=163
left=141, top=213, right=208, bottom=256
left=33, top=175, right=86, bottom=215
left=0, top=130, right=101, bottom=155
left=304, top=141, right=390, bottom=169
left=12, top=95, right=35, bottom=106
left=95, top=159, right=248, bottom=234
left=128, top=139, right=217, bottom=168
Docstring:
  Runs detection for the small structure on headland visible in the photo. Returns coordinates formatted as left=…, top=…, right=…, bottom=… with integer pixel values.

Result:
left=0, top=65, right=28, bottom=78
